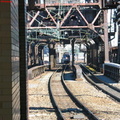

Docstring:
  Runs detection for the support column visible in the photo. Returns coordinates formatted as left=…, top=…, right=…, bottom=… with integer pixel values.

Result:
left=35, top=44, right=39, bottom=64
left=41, top=47, right=44, bottom=65
left=42, top=48, right=44, bottom=64
left=117, top=2, right=120, bottom=63
left=27, top=43, right=31, bottom=66
left=117, top=25, right=120, bottom=63
left=104, top=10, right=110, bottom=63
left=86, top=46, right=90, bottom=65
left=38, top=46, right=44, bottom=65
left=71, top=39, right=75, bottom=67
left=32, top=43, right=36, bottom=66
left=49, top=42, right=56, bottom=69
left=19, top=0, right=28, bottom=120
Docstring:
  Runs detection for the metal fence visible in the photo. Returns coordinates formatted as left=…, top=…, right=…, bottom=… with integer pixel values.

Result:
left=104, top=63, right=120, bottom=82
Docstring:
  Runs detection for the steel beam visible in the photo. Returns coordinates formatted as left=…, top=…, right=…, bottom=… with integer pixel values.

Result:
left=26, top=0, right=106, bottom=67
left=29, top=11, right=40, bottom=27
left=117, top=25, right=120, bottom=63
left=27, top=25, right=102, bottom=29
left=92, top=10, right=101, bottom=24
left=71, top=39, right=75, bottom=67
left=76, top=6, right=89, bottom=25
left=34, top=3, right=100, bottom=7
left=45, top=8, right=57, bottom=25
left=104, top=10, right=110, bottom=63
left=60, top=6, right=73, bottom=26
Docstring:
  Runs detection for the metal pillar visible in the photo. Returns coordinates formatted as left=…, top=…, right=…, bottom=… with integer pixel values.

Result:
left=28, top=43, right=31, bottom=66
left=35, top=44, right=39, bottom=64
left=117, top=25, right=120, bottom=63
left=19, top=0, right=28, bottom=119
left=49, top=42, right=56, bottom=69
left=71, top=39, right=75, bottom=67
left=104, top=10, right=110, bottom=63
left=38, top=46, right=44, bottom=65
left=116, top=2, right=120, bottom=63
left=42, top=48, right=44, bottom=64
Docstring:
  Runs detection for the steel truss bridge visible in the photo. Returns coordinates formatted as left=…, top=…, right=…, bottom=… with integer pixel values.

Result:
left=26, top=0, right=110, bottom=70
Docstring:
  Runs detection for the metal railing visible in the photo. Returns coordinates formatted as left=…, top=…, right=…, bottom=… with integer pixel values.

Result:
left=104, top=63, right=120, bottom=82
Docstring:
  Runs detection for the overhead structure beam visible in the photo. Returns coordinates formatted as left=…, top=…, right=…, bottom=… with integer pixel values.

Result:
left=27, top=25, right=103, bottom=29
left=60, top=6, right=73, bottom=26
left=34, top=3, right=100, bottom=7
left=26, top=0, right=104, bottom=47
left=29, top=11, right=40, bottom=27
left=76, top=6, right=89, bottom=25
left=45, top=8, right=57, bottom=25
left=92, top=10, right=101, bottom=24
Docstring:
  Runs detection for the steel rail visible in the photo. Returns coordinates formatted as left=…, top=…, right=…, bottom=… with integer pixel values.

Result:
left=49, top=65, right=88, bottom=120
left=80, top=64, right=120, bottom=102
left=48, top=65, right=65, bottom=120
left=61, top=65, right=99, bottom=120
left=81, top=64, right=120, bottom=92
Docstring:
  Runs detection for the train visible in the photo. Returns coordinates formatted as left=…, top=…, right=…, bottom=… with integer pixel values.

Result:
left=61, top=52, right=70, bottom=64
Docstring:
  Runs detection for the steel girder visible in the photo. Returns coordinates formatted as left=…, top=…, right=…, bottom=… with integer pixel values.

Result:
left=26, top=0, right=105, bottom=44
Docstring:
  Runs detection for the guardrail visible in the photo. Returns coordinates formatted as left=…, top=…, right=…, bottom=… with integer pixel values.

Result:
left=28, top=65, right=48, bottom=80
left=104, top=63, right=120, bottom=82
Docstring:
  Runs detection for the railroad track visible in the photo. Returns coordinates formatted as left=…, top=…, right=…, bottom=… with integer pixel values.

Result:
left=80, top=64, right=120, bottom=102
left=48, top=65, right=99, bottom=120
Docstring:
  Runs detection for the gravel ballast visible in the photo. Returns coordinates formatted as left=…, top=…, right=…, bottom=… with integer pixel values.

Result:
left=28, top=72, right=57, bottom=120
left=65, top=75, right=120, bottom=120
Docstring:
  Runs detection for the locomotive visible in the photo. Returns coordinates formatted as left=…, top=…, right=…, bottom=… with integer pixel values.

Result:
left=62, top=52, right=70, bottom=64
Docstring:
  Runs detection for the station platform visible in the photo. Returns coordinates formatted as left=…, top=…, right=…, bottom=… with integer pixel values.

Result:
left=94, top=73, right=117, bottom=83
left=83, top=65, right=120, bottom=90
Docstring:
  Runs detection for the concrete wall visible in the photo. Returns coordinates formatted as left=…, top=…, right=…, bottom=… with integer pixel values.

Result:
left=0, top=0, right=28, bottom=120
left=28, top=65, right=46, bottom=80
left=0, top=1, right=20, bottom=120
